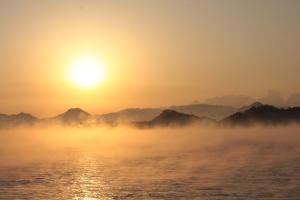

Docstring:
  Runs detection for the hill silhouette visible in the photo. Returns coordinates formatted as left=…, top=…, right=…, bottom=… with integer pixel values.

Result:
left=98, top=104, right=237, bottom=124
left=222, top=105, right=300, bottom=126
left=97, top=108, right=162, bottom=124
left=134, top=109, right=215, bottom=128
left=0, top=112, right=38, bottom=128
left=238, top=102, right=264, bottom=112
left=1, top=103, right=300, bottom=129
left=169, top=104, right=237, bottom=120
left=54, top=108, right=92, bottom=125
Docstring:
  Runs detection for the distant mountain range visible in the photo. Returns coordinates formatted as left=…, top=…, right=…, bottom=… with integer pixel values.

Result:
left=134, top=110, right=216, bottom=128
left=96, top=108, right=162, bottom=124
left=169, top=104, right=236, bottom=120
left=0, top=112, right=38, bottom=128
left=96, top=103, right=237, bottom=123
left=1, top=102, right=300, bottom=128
left=238, top=102, right=264, bottom=112
left=222, top=104, right=300, bottom=126
left=51, top=108, right=92, bottom=125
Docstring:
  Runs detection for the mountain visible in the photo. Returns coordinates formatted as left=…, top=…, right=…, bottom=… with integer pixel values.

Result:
left=2, top=103, right=299, bottom=128
left=150, top=110, right=200, bottom=126
left=134, top=109, right=215, bottom=128
left=97, top=108, right=162, bottom=124
left=169, top=104, right=237, bottom=120
left=0, top=114, right=8, bottom=121
left=222, top=105, right=300, bottom=126
left=238, top=102, right=264, bottom=112
left=0, top=112, right=38, bottom=128
left=54, top=108, right=92, bottom=125
left=95, top=104, right=240, bottom=125
left=97, top=104, right=237, bottom=124
left=0, top=108, right=94, bottom=128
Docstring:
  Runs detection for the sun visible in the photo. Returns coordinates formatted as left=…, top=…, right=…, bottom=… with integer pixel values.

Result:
left=69, top=56, right=105, bottom=87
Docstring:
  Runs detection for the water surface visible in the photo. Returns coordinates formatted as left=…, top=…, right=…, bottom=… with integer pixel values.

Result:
left=0, top=127, right=299, bottom=199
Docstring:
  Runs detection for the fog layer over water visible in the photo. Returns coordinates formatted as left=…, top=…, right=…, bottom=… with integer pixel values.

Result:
left=0, top=126, right=300, bottom=199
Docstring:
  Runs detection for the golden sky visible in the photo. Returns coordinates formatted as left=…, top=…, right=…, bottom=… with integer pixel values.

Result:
left=1, top=0, right=300, bottom=117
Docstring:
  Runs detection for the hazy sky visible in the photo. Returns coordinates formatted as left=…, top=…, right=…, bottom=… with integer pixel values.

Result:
left=1, top=0, right=300, bottom=116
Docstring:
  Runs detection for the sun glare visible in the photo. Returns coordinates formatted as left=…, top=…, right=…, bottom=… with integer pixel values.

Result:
left=69, top=56, right=105, bottom=87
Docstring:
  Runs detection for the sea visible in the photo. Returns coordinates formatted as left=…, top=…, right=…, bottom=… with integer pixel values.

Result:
left=0, top=126, right=299, bottom=199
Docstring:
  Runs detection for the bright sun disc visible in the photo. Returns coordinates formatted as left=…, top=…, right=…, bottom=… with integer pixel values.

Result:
left=69, top=56, right=105, bottom=87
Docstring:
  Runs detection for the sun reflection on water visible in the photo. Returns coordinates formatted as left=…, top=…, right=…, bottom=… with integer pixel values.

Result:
left=71, top=152, right=113, bottom=200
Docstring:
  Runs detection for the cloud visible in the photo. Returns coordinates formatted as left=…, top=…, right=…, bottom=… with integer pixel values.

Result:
left=287, top=93, right=300, bottom=106
left=258, top=90, right=285, bottom=106
left=204, top=95, right=255, bottom=107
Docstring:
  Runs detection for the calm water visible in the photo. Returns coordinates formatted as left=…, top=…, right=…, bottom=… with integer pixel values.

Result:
left=0, top=127, right=300, bottom=199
